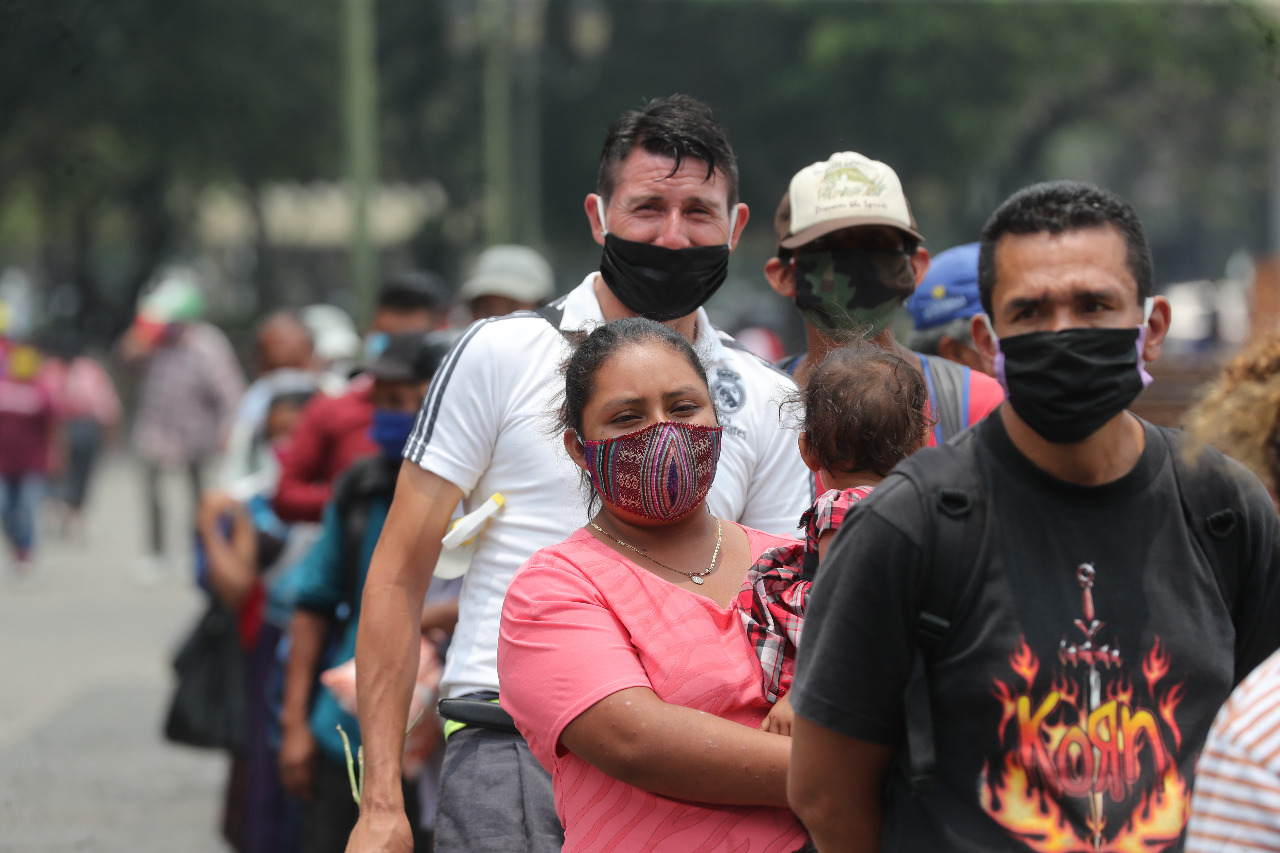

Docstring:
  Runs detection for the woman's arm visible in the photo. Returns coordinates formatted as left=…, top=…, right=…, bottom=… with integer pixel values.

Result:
left=197, top=492, right=258, bottom=609
left=559, top=686, right=792, bottom=807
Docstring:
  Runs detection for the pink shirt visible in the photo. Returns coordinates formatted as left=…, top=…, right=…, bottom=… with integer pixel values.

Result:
left=498, top=525, right=808, bottom=853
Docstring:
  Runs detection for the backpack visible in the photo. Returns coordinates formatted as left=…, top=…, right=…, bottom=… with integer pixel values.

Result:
left=919, top=354, right=970, bottom=444
left=895, top=423, right=1246, bottom=791
left=330, top=454, right=402, bottom=621
left=264, top=454, right=400, bottom=748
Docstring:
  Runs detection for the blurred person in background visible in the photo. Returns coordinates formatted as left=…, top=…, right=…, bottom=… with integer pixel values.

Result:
left=0, top=342, right=61, bottom=580
left=906, top=242, right=991, bottom=375
left=273, top=273, right=448, bottom=524
left=1183, top=333, right=1280, bottom=509
left=765, top=153, right=1002, bottom=446
left=121, top=270, right=246, bottom=583
left=279, top=333, right=451, bottom=853
left=300, top=304, right=363, bottom=394
left=220, top=312, right=319, bottom=490
left=454, top=244, right=555, bottom=322
left=199, top=387, right=320, bottom=853
left=43, top=334, right=122, bottom=542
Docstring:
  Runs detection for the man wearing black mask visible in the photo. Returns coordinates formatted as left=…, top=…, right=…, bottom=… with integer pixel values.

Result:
left=788, top=181, right=1280, bottom=852
left=345, top=95, right=809, bottom=853
left=766, top=152, right=1004, bottom=446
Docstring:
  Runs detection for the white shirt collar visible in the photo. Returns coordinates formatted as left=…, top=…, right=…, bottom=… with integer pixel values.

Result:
left=561, top=273, right=729, bottom=367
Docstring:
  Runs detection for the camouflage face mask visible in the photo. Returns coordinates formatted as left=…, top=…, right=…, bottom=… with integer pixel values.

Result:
left=792, top=249, right=916, bottom=337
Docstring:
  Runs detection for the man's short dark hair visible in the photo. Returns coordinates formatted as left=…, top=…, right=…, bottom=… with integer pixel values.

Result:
left=978, top=180, right=1153, bottom=316
left=377, top=270, right=449, bottom=314
left=596, top=94, right=739, bottom=208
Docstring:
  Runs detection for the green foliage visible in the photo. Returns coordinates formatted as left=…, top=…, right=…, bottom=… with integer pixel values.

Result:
left=1, top=0, right=1276, bottom=337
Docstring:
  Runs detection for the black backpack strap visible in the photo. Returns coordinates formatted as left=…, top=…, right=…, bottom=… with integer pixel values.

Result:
left=896, top=434, right=987, bottom=791
left=331, top=456, right=399, bottom=624
left=1163, top=427, right=1246, bottom=670
left=922, top=354, right=967, bottom=444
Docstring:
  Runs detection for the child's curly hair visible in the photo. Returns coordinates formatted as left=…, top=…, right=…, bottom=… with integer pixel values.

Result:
left=795, top=345, right=933, bottom=477
left=1183, top=334, right=1280, bottom=497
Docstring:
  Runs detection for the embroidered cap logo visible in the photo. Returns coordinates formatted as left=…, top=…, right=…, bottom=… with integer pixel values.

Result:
left=584, top=421, right=723, bottom=520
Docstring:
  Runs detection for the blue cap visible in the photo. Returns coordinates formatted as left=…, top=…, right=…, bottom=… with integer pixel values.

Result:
left=906, top=242, right=982, bottom=330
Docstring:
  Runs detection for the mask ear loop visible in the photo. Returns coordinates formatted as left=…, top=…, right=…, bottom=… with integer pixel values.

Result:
left=980, top=313, right=998, bottom=344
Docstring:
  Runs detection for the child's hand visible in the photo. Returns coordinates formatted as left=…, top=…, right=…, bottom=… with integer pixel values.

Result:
left=760, top=693, right=795, bottom=736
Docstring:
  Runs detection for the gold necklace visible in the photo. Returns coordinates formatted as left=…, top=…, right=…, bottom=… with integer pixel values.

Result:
left=588, top=518, right=722, bottom=585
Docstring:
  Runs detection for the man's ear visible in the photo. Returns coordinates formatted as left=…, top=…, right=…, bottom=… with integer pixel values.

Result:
left=909, top=246, right=931, bottom=285
left=765, top=257, right=796, bottom=299
left=728, top=202, right=749, bottom=251
left=1141, top=296, right=1172, bottom=364
left=971, top=314, right=998, bottom=376
left=564, top=429, right=588, bottom=471
left=585, top=194, right=606, bottom=247
left=938, top=336, right=990, bottom=375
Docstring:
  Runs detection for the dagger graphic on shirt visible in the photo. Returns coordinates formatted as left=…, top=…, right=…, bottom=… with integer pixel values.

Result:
left=1058, top=563, right=1117, bottom=852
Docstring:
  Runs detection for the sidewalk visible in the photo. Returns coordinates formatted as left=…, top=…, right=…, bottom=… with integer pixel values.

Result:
left=0, top=453, right=227, bottom=852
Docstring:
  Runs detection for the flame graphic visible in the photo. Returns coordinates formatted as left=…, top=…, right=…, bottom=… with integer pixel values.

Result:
left=1142, top=638, right=1170, bottom=695
left=1158, top=684, right=1186, bottom=750
left=1012, top=636, right=1040, bottom=688
left=1105, top=765, right=1189, bottom=853
left=993, top=679, right=1018, bottom=742
left=1104, top=674, right=1134, bottom=707
left=981, top=755, right=1080, bottom=853
left=1052, top=671, right=1081, bottom=708
left=982, top=756, right=1190, bottom=852
left=984, top=633, right=1188, bottom=851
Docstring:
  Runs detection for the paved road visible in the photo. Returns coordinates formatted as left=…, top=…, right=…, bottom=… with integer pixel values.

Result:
left=0, top=453, right=228, bottom=852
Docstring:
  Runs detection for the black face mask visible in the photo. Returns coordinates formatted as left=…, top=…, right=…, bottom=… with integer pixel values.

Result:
left=598, top=233, right=730, bottom=322
left=994, top=324, right=1153, bottom=444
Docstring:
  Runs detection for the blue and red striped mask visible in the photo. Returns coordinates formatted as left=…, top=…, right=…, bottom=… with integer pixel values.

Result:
left=583, top=421, right=723, bottom=521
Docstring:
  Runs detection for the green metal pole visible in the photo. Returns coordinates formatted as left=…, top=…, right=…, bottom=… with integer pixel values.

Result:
left=483, top=0, right=514, bottom=245
left=346, top=0, right=378, bottom=326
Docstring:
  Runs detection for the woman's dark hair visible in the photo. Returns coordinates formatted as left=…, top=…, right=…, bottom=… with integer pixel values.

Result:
left=799, top=345, right=932, bottom=476
left=559, top=317, right=710, bottom=438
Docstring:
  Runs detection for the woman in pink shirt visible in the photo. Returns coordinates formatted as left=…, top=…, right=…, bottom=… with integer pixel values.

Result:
left=497, top=318, right=809, bottom=853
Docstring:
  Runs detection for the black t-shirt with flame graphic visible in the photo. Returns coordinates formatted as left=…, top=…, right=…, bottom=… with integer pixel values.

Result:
left=792, top=413, right=1280, bottom=853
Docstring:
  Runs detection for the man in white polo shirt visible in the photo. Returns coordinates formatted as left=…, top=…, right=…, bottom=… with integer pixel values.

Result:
left=346, top=94, right=811, bottom=853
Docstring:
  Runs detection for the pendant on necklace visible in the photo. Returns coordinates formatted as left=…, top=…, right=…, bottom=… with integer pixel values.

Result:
left=691, top=576, right=704, bottom=585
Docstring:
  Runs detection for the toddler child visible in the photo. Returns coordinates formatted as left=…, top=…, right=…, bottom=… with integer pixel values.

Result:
left=736, top=345, right=933, bottom=734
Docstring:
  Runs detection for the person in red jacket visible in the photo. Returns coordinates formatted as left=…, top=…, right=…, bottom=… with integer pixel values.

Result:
left=273, top=273, right=446, bottom=523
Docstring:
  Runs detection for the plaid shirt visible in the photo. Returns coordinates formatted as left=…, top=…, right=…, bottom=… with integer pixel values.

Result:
left=132, top=323, right=245, bottom=465
left=735, top=486, right=874, bottom=703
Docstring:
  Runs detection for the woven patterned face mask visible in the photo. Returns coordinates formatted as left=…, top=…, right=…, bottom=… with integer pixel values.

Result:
left=583, top=421, right=723, bottom=520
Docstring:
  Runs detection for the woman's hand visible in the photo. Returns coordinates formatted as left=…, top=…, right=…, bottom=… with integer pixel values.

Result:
left=278, top=717, right=318, bottom=800
left=759, top=693, right=795, bottom=736
left=560, top=686, right=792, bottom=808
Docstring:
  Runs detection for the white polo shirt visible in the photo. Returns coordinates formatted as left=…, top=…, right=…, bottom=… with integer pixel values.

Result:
left=404, top=274, right=813, bottom=699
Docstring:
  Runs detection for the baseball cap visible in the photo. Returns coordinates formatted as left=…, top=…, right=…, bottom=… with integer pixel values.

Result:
left=364, top=331, right=454, bottom=383
left=456, top=245, right=555, bottom=304
left=906, top=242, right=982, bottom=330
left=777, top=152, right=923, bottom=251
